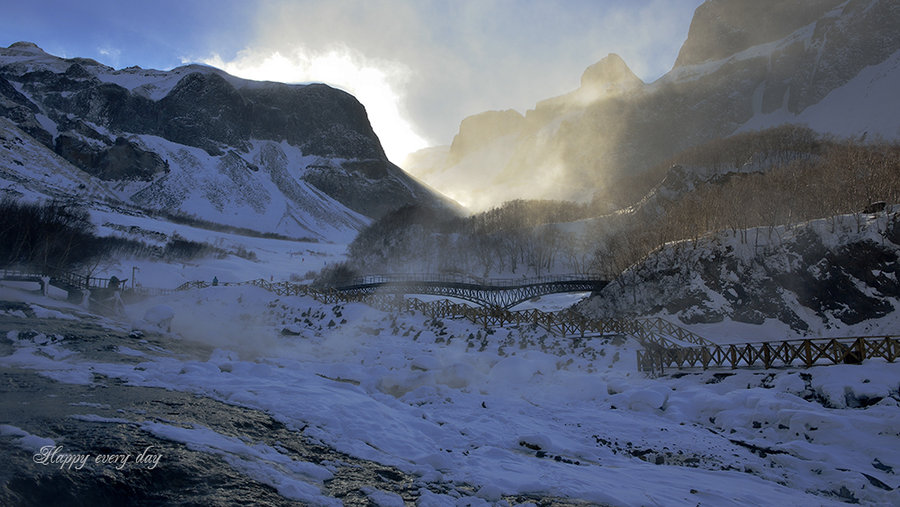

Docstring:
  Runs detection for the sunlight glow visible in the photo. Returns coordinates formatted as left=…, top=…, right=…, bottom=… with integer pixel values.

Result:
left=202, top=47, right=430, bottom=163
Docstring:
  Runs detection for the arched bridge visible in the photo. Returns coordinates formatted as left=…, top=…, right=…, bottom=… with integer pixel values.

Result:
left=334, top=273, right=608, bottom=309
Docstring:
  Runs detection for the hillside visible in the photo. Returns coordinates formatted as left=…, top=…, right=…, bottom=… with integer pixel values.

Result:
left=578, top=209, right=900, bottom=336
left=0, top=42, right=449, bottom=241
left=406, top=0, right=900, bottom=210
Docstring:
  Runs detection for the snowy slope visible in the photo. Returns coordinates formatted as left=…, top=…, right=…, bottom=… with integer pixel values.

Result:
left=126, top=136, right=369, bottom=241
left=738, top=49, right=900, bottom=139
left=0, top=118, right=117, bottom=202
left=89, top=206, right=350, bottom=287
left=0, top=286, right=897, bottom=504
left=0, top=41, right=449, bottom=240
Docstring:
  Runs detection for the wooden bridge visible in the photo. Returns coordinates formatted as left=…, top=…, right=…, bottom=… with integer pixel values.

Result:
left=331, top=273, right=608, bottom=309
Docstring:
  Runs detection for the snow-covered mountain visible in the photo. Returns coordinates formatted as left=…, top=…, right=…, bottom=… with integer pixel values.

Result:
left=406, top=0, right=900, bottom=210
left=0, top=42, right=449, bottom=241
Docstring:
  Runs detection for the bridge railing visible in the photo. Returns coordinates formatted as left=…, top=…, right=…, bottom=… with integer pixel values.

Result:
left=335, top=272, right=608, bottom=289
left=124, top=277, right=900, bottom=374
left=50, top=269, right=113, bottom=290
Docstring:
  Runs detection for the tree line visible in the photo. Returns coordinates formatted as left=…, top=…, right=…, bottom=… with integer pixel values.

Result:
left=0, top=198, right=239, bottom=275
left=339, top=126, right=900, bottom=281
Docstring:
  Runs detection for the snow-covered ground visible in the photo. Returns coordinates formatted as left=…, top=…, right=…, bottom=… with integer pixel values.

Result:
left=1, top=284, right=897, bottom=505
left=89, top=207, right=349, bottom=286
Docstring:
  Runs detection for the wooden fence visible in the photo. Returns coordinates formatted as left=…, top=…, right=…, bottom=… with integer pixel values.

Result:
left=636, top=336, right=899, bottom=375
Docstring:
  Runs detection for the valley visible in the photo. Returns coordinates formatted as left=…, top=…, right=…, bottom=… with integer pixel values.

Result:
left=1, top=0, right=899, bottom=505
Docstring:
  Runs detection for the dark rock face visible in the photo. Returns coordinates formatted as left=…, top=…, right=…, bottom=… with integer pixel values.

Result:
left=0, top=76, right=52, bottom=147
left=673, top=0, right=845, bottom=67
left=54, top=135, right=168, bottom=181
left=0, top=43, right=444, bottom=222
left=447, top=109, right=525, bottom=165
left=579, top=212, right=900, bottom=332
left=579, top=53, right=643, bottom=93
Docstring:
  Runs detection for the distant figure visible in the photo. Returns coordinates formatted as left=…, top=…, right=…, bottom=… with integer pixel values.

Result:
left=212, top=276, right=218, bottom=287
left=108, top=275, right=120, bottom=289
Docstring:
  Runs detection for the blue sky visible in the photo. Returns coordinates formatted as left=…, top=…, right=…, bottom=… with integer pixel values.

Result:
left=2, top=0, right=703, bottom=162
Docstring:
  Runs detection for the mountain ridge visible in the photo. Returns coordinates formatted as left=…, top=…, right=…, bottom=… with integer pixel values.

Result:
left=0, top=42, right=452, bottom=240
left=405, top=0, right=900, bottom=210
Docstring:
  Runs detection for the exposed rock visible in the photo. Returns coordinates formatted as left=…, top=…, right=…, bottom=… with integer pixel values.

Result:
left=447, top=109, right=525, bottom=165
left=578, top=211, right=900, bottom=332
left=55, top=134, right=167, bottom=181
left=578, top=53, right=643, bottom=98
left=0, top=41, right=451, bottom=233
left=673, top=0, right=844, bottom=67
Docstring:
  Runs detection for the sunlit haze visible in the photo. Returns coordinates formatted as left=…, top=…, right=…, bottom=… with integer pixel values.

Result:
left=203, top=47, right=429, bottom=163
left=1, top=0, right=703, bottom=164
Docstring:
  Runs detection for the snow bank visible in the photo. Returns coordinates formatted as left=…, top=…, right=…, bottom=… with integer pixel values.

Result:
left=2, top=285, right=897, bottom=504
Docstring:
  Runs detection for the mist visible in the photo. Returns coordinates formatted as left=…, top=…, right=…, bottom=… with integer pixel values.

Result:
left=199, top=0, right=701, bottom=166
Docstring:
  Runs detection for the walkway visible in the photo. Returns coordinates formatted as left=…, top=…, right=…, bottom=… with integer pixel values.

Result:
left=333, top=273, right=608, bottom=309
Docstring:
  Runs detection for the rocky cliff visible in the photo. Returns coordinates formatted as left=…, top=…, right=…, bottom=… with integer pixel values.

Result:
left=406, top=0, right=900, bottom=210
left=577, top=209, right=900, bottom=335
left=0, top=42, right=449, bottom=239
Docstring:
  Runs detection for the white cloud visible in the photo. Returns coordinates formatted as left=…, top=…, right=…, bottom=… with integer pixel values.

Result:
left=234, top=1, right=702, bottom=147
left=98, top=46, right=121, bottom=67
left=201, top=46, right=430, bottom=163
left=186, top=0, right=702, bottom=163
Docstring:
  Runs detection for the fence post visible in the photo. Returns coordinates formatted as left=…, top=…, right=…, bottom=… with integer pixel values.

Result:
left=761, top=343, right=772, bottom=369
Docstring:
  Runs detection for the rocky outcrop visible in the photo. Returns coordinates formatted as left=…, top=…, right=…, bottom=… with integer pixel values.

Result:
left=55, top=134, right=168, bottom=181
left=672, top=0, right=844, bottom=67
left=577, top=210, right=900, bottom=333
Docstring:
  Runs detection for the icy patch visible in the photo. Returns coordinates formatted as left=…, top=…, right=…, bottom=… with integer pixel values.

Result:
left=116, top=346, right=146, bottom=357
left=1, top=309, right=28, bottom=319
left=0, top=424, right=56, bottom=452
left=360, top=487, right=405, bottom=507
left=29, top=304, right=78, bottom=320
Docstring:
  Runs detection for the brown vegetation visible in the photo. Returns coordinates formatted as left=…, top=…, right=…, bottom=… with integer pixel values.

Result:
left=345, top=127, right=900, bottom=280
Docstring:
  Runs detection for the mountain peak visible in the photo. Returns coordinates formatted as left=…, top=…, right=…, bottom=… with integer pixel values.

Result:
left=580, top=53, right=641, bottom=89
left=7, top=41, right=47, bottom=54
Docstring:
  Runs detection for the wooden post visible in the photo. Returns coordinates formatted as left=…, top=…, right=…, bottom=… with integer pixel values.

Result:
left=761, top=343, right=772, bottom=369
